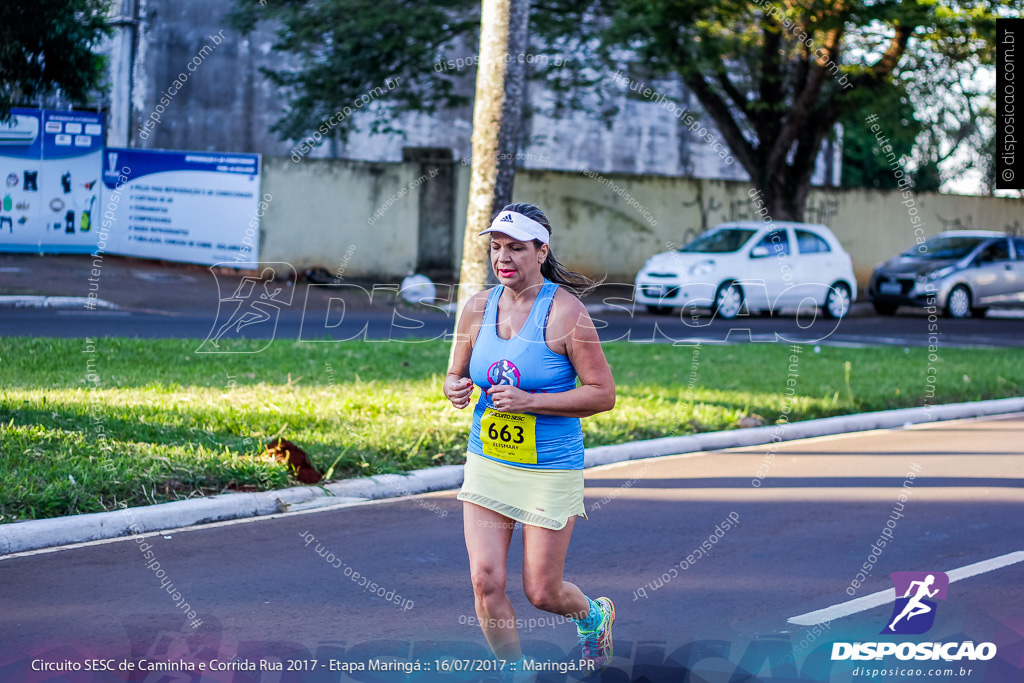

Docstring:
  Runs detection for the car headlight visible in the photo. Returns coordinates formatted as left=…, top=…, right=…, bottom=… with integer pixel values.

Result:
left=919, top=266, right=955, bottom=283
left=689, top=259, right=715, bottom=276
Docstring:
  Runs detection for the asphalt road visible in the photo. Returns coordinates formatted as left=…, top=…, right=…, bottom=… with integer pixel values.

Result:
left=3, top=305, right=1024, bottom=347
left=2, top=415, right=1022, bottom=682
left=3, top=252, right=1022, bottom=346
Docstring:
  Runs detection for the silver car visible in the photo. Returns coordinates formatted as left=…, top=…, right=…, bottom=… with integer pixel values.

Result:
left=869, top=230, right=1024, bottom=318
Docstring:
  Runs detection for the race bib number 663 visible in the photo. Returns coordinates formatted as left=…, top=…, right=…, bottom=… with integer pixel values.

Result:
left=480, top=409, right=538, bottom=464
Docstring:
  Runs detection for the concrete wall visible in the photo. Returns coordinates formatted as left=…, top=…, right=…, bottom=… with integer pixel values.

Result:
left=121, top=0, right=293, bottom=155
left=260, top=157, right=420, bottom=278
left=512, top=173, right=1024, bottom=285
left=260, top=158, right=1023, bottom=287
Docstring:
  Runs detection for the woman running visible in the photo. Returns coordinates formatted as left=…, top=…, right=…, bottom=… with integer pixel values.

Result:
left=443, top=202, right=617, bottom=674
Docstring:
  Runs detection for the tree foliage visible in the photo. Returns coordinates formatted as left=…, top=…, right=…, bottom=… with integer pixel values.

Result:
left=229, top=0, right=480, bottom=145
left=0, top=0, right=112, bottom=122
left=529, top=0, right=1006, bottom=218
left=901, top=45, right=996, bottom=194
left=233, top=0, right=1009, bottom=213
left=838, top=80, right=924, bottom=190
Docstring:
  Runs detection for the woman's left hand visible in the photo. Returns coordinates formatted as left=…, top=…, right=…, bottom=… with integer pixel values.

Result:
left=486, top=384, right=532, bottom=413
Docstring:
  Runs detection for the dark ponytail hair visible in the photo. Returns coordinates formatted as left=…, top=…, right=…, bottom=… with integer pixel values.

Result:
left=499, top=202, right=604, bottom=298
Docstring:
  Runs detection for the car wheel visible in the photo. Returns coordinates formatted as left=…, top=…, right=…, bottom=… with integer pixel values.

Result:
left=714, top=281, right=743, bottom=319
left=945, top=285, right=972, bottom=318
left=873, top=301, right=898, bottom=316
left=645, top=304, right=672, bottom=315
left=823, top=282, right=852, bottom=319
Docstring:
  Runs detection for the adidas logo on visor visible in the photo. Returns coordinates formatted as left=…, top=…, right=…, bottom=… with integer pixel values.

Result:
left=481, top=209, right=550, bottom=244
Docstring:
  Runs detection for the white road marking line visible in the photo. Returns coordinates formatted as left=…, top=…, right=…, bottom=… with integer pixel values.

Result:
left=788, top=550, right=1024, bottom=626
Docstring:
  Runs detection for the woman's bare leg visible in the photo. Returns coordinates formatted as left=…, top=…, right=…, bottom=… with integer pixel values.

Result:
left=520, top=517, right=590, bottom=618
left=463, top=502, right=521, bottom=659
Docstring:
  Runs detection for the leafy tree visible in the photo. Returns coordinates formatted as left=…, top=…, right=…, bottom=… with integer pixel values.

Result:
left=901, top=48, right=995, bottom=194
left=839, top=81, right=921, bottom=190
left=0, top=0, right=112, bottom=122
left=233, top=0, right=1008, bottom=215
left=234, top=0, right=532, bottom=315
left=229, top=0, right=480, bottom=145
left=529, top=0, right=1006, bottom=218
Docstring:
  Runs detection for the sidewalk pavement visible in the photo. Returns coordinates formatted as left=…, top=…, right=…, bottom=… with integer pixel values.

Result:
left=0, top=252, right=641, bottom=314
left=0, top=252, right=402, bottom=313
left=2, top=397, right=1023, bottom=556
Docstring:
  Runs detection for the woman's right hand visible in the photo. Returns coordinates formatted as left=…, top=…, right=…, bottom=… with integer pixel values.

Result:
left=444, top=375, right=475, bottom=409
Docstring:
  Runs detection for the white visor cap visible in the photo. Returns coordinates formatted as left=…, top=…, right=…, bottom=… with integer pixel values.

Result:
left=478, top=210, right=549, bottom=244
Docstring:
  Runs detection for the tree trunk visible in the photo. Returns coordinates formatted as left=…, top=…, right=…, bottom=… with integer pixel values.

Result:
left=758, top=109, right=833, bottom=222
left=764, top=169, right=805, bottom=222
left=451, top=0, right=530, bottom=329
left=776, top=184, right=809, bottom=222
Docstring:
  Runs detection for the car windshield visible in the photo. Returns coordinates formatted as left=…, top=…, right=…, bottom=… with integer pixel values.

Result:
left=903, top=236, right=986, bottom=260
left=679, top=228, right=756, bottom=253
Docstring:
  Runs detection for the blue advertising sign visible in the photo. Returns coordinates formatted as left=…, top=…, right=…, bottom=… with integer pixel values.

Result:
left=101, top=148, right=262, bottom=265
left=0, top=108, right=104, bottom=253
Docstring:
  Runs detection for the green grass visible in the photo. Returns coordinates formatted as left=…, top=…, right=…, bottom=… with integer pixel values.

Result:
left=1, top=337, right=1020, bottom=523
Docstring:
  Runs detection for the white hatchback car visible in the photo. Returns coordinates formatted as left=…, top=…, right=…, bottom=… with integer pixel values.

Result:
left=634, top=221, right=858, bottom=318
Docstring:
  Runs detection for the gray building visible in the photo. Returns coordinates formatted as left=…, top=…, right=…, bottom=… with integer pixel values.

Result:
left=99, top=0, right=840, bottom=183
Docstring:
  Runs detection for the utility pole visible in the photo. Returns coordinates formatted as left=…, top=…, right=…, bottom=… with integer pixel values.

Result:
left=451, top=0, right=530, bottom=340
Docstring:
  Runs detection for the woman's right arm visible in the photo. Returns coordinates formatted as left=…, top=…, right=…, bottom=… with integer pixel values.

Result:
left=443, top=290, right=489, bottom=409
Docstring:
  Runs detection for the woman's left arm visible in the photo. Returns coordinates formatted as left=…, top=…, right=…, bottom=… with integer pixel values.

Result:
left=485, top=290, right=615, bottom=417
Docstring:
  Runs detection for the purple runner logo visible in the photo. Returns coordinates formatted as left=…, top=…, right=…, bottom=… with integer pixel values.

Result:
left=487, top=359, right=521, bottom=387
left=882, top=571, right=949, bottom=635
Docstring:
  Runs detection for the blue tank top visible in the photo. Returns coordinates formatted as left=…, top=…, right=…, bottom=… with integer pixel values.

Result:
left=467, top=280, right=584, bottom=469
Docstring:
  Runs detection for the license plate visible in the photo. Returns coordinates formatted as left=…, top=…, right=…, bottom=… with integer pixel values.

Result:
left=879, top=281, right=902, bottom=295
left=644, top=285, right=666, bottom=297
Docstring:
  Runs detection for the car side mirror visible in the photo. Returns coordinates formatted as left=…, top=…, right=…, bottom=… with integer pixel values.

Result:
left=751, top=246, right=769, bottom=258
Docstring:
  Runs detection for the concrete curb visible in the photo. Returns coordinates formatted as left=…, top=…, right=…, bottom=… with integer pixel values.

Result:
left=583, top=397, right=1024, bottom=466
left=2, top=398, right=1023, bottom=555
left=0, top=295, right=119, bottom=309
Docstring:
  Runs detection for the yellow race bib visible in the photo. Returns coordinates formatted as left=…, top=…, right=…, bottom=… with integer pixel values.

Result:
left=480, top=408, right=538, bottom=464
